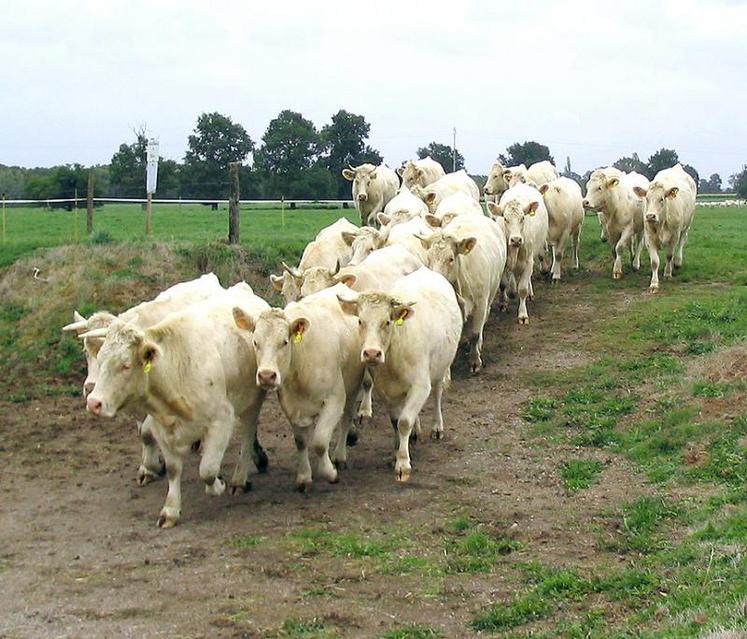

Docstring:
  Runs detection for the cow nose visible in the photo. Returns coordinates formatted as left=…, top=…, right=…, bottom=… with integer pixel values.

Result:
left=646, top=213, right=657, bottom=222
left=509, top=236, right=523, bottom=247
left=357, top=193, right=367, bottom=201
left=83, top=381, right=95, bottom=397
left=257, top=369, right=278, bottom=386
left=582, top=199, right=590, bottom=208
left=362, top=348, right=383, bottom=364
left=87, top=396, right=103, bottom=416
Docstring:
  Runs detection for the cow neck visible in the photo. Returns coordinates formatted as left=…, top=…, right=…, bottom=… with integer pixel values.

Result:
left=141, top=336, right=194, bottom=424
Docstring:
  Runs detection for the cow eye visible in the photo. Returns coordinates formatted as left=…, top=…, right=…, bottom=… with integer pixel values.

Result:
left=122, top=362, right=131, bottom=371
left=253, top=340, right=258, bottom=348
left=449, top=257, right=455, bottom=263
left=283, top=339, right=289, bottom=346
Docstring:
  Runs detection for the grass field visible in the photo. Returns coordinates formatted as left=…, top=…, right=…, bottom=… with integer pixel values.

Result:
left=0, top=202, right=745, bottom=637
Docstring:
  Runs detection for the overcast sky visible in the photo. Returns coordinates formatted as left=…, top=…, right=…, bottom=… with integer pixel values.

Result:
left=2, top=0, right=745, bottom=181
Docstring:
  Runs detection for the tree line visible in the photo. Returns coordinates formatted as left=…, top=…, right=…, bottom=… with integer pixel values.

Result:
left=1, top=109, right=746, bottom=204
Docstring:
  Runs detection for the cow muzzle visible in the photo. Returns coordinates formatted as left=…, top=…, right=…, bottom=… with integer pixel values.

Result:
left=509, top=236, right=523, bottom=247
left=646, top=213, right=658, bottom=223
left=357, top=193, right=368, bottom=202
left=256, top=368, right=280, bottom=389
left=582, top=199, right=591, bottom=209
left=362, top=348, right=384, bottom=365
left=86, top=395, right=114, bottom=418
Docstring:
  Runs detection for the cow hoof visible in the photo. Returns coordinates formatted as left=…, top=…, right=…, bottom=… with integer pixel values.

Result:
left=296, top=479, right=313, bottom=493
left=470, top=360, right=482, bottom=374
left=613, top=272, right=622, bottom=280
left=346, top=431, right=359, bottom=447
left=518, top=317, right=529, bottom=325
left=649, top=285, right=659, bottom=294
left=633, top=264, right=640, bottom=272
left=229, top=481, right=252, bottom=496
left=552, top=277, right=560, bottom=284
left=334, top=460, right=348, bottom=471
left=137, top=463, right=164, bottom=486
left=395, top=467, right=411, bottom=483
left=431, top=430, right=444, bottom=441
left=157, top=511, right=179, bottom=529
left=205, top=477, right=226, bottom=497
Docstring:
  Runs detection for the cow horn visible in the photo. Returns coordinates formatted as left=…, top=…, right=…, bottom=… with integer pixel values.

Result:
left=281, top=262, right=302, bottom=278
left=332, top=259, right=341, bottom=276
left=77, top=328, right=109, bottom=340
left=62, top=319, right=88, bottom=332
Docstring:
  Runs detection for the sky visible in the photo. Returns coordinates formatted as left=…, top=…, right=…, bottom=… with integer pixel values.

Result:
left=1, top=0, right=746, bottom=182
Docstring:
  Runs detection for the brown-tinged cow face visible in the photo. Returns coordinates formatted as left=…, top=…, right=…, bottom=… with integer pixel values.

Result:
left=234, top=307, right=308, bottom=391
left=337, top=293, right=415, bottom=366
left=400, top=162, right=426, bottom=189
left=583, top=171, right=608, bottom=210
left=489, top=199, right=539, bottom=248
left=269, top=263, right=303, bottom=304
left=419, top=232, right=476, bottom=286
left=637, top=183, right=677, bottom=225
left=298, top=263, right=353, bottom=298
left=343, top=165, right=377, bottom=202
left=483, top=163, right=507, bottom=197
left=84, top=320, right=158, bottom=418
left=343, top=227, right=387, bottom=266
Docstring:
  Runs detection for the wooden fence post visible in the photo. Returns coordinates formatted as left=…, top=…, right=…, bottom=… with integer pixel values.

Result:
left=228, top=162, right=240, bottom=244
left=86, top=171, right=94, bottom=234
left=145, top=192, right=152, bottom=236
left=1, top=192, right=6, bottom=243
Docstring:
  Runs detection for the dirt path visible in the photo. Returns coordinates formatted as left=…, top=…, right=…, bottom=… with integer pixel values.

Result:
left=0, top=278, right=653, bottom=638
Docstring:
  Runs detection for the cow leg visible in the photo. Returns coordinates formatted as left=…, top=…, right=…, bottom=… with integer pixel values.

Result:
left=430, top=381, right=445, bottom=440
left=157, top=444, right=187, bottom=528
left=355, top=368, right=374, bottom=419
left=663, top=244, right=675, bottom=279
left=613, top=226, right=633, bottom=280
left=137, top=416, right=165, bottom=486
left=572, top=225, right=581, bottom=269
left=468, top=301, right=488, bottom=374
left=394, top=380, right=432, bottom=482
left=200, top=415, right=234, bottom=497
left=311, top=387, right=345, bottom=484
left=674, top=229, right=688, bottom=268
left=633, top=232, right=644, bottom=271
left=540, top=242, right=552, bottom=275
left=230, top=397, right=264, bottom=495
left=332, top=392, right=358, bottom=469
left=517, top=262, right=533, bottom=325
left=647, top=236, right=661, bottom=292
left=292, top=425, right=313, bottom=492
left=552, top=232, right=568, bottom=282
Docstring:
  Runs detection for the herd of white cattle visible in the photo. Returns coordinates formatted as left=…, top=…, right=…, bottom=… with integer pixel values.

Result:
left=62, top=156, right=698, bottom=528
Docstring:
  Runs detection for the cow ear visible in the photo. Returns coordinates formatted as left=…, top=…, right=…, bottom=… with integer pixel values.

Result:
left=440, top=212, right=457, bottom=227
left=606, top=177, right=620, bottom=189
left=666, top=186, right=679, bottom=199
left=425, top=192, right=437, bottom=206
left=396, top=166, right=404, bottom=177
left=524, top=201, right=539, bottom=216
left=414, top=233, right=432, bottom=249
left=424, top=213, right=441, bottom=227
left=269, top=274, right=284, bottom=291
left=232, top=307, right=256, bottom=332
left=337, top=273, right=357, bottom=288
left=632, top=186, right=647, bottom=198
left=341, top=230, right=358, bottom=246
left=391, top=302, right=416, bottom=323
left=377, top=212, right=391, bottom=226
left=458, top=237, right=477, bottom=255
left=336, top=294, right=359, bottom=316
left=538, top=183, right=550, bottom=195
left=342, top=168, right=355, bottom=181
left=138, top=339, right=161, bottom=368
left=290, top=317, right=310, bottom=340
left=415, top=168, right=424, bottom=179
left=369, top=171, right=377, bottom=180
left=486, top=201, right=503, bottom=217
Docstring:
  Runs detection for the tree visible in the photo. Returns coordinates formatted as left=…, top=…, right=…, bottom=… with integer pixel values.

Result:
left=320, top=110, right=382, bottom=198
left=0, top=165, right=26, bottom=199
left=498, top=141, right=554, bottom=168
left=23, top=164, right=100, bottom=209
left=730, top=166, right=747, bottom=199
left=109, top=130, right=148, bottom=197
left=613, top=152, right=647, bottom=175
left=561, top=156, right=583, bottom=189
left=699, top=173, right=723, bottom=194
left=181, top=112, right=253, bottom=199
left=646, top=148, right=679, bottom=179
left=254, top=110, right=332, bottom=198
left=417, top=142, right=464, bottom=172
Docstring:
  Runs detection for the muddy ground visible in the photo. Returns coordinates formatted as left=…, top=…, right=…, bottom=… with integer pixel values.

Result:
left=0, top=278, right=658, bottom=638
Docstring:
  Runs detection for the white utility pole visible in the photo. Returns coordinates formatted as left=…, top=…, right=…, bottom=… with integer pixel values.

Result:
left=452, top=127, right=457, bottom=172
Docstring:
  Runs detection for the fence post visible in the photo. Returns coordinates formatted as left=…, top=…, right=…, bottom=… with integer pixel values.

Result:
left=86, top=171, right=94, bottom=235
left=145, top=192, right=152, bottom=236
left=228, top=162, right=240, bottom=244
left=73, top=188, right=79, bottom=243
left=1, top=192, right=6, bottom=243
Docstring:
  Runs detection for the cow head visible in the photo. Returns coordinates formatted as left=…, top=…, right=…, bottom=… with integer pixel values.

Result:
left=342, top=227, right=388, bottom=265
left=342, top=164, right=377, bottom=202
left=487, top=198, right=538, bottom=248
left=297, top=262, right=353, bottom=297
left=399, top=161, right=427, bottom=189
left=82, top=320, right=159, bottom=418
left=337, top=292, right=415, bottom=366
left=483, top=162, right=508, bottom=197
left=504, top=165, right=528, bottom=188
left=582, top=169, right=612, bottom=211
left=63, top=310, right=118, bottom=397
left=419, top=231, right=477, bottom=288
left=234, top=307, right=308, bottom=391
left=635, top=183, right=678, bottom=225
left=269, top=262, right=304, bottom=303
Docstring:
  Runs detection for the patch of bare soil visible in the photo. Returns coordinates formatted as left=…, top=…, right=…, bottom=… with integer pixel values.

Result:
left=0, top=276, right=656, bottom=638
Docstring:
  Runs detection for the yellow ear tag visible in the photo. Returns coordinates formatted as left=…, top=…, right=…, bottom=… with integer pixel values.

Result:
left=294, top=331, right=303, bottom=344
left=143, top=361, right=153, bottom=374
left=395, top=311, right=407, bottom=326
left=463, top=247, right=471, bottom=255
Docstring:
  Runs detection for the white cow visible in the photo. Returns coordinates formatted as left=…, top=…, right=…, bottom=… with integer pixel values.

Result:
left=270, top=217, right=358, bottom=303
left=62, top=273, right=234, bottom=485
left=397, top=156, right=446, bottom=190
left=298, top=245, right=423, bottom=298
left=411, top=170, right=480, bottom=212
left=424, top=191, right=484, bottom=228
left=418, top=215, right=506, bottom=373
left=633, top=164, right=697, bottom=292
left=487, top=183, right=549, bottom=324
left=233, top=284, right=365, bottom=490
left=583, top=168, right=647, bottom=280
left=484, top=161, right=558, bottom=198
left=377, top=185, right=429, bottom=227
left=82, top=284, right=270, bottom=527
left=342, top=163, right=399, bottom=226
left=343, top=217, right=434, bottom=265
left=337, top=267, right=462, bottom=481
left=538, top=177, right=585, bottom=281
